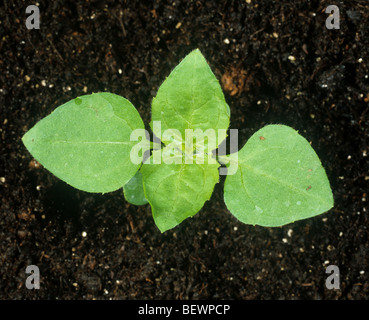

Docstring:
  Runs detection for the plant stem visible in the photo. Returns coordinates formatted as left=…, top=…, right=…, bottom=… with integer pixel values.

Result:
left=150, top=141, right=162, bottom=150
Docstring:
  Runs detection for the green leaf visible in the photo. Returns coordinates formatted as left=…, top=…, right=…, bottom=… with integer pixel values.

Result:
left=22, top=92, right=145, bottom=193
left=123, top=169, right=148, bottom=206
left=151, top=49, right=230, bottom=152
left=141, top=147, right=220, bottom=232
left=224, top=124, right=334, bottom=227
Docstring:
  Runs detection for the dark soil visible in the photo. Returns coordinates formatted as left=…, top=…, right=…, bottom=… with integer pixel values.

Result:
left=1, top=0, right=368, bottom=300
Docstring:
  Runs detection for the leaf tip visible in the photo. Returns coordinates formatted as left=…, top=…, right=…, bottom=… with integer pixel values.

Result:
left=156, top=222, right=170, bottom=233
left=21, top=129, right=33, bottom=151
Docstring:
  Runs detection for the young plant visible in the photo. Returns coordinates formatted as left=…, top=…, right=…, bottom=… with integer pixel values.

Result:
left=22, top=49, right=334, bottom=233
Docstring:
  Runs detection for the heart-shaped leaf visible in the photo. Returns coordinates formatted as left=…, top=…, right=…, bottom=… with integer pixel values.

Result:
left=22, top=92, right=146, bottom=193
left=224, top=125, right=334, bottom=226
left=141, top=147, right=220, bottom=232
left=151, top=49, right=230, bottom=152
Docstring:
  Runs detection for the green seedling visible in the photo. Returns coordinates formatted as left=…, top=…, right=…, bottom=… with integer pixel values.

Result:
left=22, top=49, right=334, bottom=232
